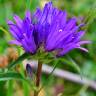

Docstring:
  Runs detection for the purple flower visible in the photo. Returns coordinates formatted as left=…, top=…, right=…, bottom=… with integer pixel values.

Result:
left=7, top=2, right=90, bottom=56
left=34, top=2, right=90, bottom=56
left=7, top=11, right=37, bottom=54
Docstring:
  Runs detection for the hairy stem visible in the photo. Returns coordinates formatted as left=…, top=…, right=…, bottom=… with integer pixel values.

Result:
left=34, top=62, right=42, bottom=96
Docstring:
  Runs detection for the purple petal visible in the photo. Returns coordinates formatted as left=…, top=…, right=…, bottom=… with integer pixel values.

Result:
left=21, top=39, right=30, bottom=53
left=46, top=2, right=53, bottom=24
left=60, top=11, right=67, bottom=27
left=53, top=10, right=67, bottom=28
left=33, top=8, right=42, bottom=21
left=25, top=10, right=31, bottom=22
left=46, top=23, right=60, bottom=50
left=9, top=24, right=23, bottom=40
left=78, top=41, right=91, bottom=45
left=74, top=31, right=85, bottom=42
left=7, top=20, right=19, bottom=39
left=39, top=2, right=53, bottom=25
left=9, top=40, right=21, bottom=45
left=7, top=20, right=14, bottom=25
left=13, top=15, right=22, bottom=28
left=64, top=18, right=77, bottom=31
left=76, top=47, right=88, bottom=52
left=23, top=18, right=33, bottom=37
left=57, top=43, right=76, bottom=56
left=21, top=36, right=36, bottom=53
left=9, top=29, right=19, bottom=40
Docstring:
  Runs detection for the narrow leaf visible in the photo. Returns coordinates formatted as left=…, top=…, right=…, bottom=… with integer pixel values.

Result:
left=0, top=72, right=25, bottom=81
left=60, top=56, right=80, bottom=73
left=67, top=56, right=80, bottom=73
left=8, top=53, right=30, bottom=69
left=7, top=80, right=13, bottom=96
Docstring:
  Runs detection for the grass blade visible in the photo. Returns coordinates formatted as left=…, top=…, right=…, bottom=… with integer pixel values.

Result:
left=7, top=80, right=13, bottom=96
left=8, top=53, right=30, bottom=69
left=0, top=72, right=25, bottom=81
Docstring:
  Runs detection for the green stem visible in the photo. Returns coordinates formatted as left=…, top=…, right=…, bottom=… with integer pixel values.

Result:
left=7, top=80, right=13, bottom=96
left=34, top=62, right=42, bottom=96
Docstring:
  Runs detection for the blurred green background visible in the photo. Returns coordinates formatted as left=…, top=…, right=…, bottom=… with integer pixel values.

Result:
left=0, top=0, right=96, bottom=96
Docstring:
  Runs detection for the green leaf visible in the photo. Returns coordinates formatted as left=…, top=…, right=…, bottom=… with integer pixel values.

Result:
left=0, top=72, right=25, bottom=81
left=67, top=56, right=81, bottom=73
left=60, top=56, right=80, bottom=73
left=7, top=80, right=13, bottom=96
left=0, top=71, right=37, bottom=91
left=0, top=26, right=11, bottom=40
left=8, top=53, right=30, bottom=69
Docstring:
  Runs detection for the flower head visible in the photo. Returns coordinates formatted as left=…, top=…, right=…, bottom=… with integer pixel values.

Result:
left=34, top=2, right=90, bottom=56
left=7, top=11, right=37, bottom=54
left=7, top=2, right=90, bottom=56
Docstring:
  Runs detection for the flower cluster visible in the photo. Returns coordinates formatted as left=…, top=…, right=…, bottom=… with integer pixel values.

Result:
left=7, top=2, right=90, bottom=56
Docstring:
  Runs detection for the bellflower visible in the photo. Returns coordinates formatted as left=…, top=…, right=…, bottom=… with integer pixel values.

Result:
left=7, top=11, right=37, bottom=54
left=34, top=2, right=90, bottom=56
